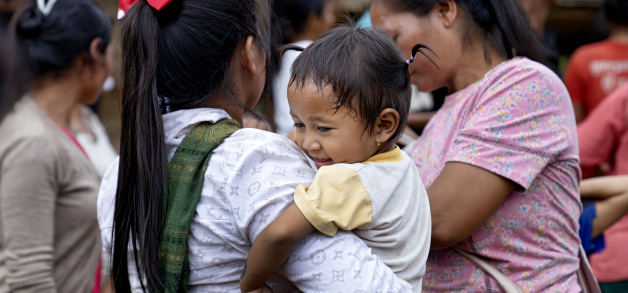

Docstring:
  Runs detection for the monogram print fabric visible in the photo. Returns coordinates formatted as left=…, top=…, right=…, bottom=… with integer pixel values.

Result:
left=98, top=108, right=413, bottom=293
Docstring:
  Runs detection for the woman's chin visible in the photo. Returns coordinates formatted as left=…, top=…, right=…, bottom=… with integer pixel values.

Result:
left=411, top=76, right=439, bottom=93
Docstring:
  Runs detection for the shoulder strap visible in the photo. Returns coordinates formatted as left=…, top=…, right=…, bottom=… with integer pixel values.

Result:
left=454, top=245, right=602, bottom=293
left=452, top=247, right=523, bottom=293
left=159, top=119, right=242, bottom=293
left=578, top=245, right=602, bottom=293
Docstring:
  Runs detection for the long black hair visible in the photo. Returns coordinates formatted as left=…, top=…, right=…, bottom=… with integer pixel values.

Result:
left=2, top=0, right=111, bottom=117
left=113, top=0, right=270, bottom=291
left=383, top=0, right=545, bottom=64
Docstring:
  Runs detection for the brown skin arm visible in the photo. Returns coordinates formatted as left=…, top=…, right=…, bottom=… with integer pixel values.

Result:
left=580, top=176, right=628, bottom=238
left=240, top=203, right=316, bottom=292
left=573, top=102, right=584, bottom=124
left=580, top=176, right=628, bottom=200
left=592, top=194, right=628, bottom=238
left=428, top=162, right=516, bottom=250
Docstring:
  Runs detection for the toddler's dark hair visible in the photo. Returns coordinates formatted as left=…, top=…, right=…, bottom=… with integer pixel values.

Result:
left=289, top=26, right=430, bottom=142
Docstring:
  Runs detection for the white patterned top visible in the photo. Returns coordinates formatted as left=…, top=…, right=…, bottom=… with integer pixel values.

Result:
left=97, top=108, right=413, bottom=293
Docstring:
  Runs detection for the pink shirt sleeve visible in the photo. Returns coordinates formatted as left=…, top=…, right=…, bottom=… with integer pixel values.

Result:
left=445, top=61, right=577, bottom=189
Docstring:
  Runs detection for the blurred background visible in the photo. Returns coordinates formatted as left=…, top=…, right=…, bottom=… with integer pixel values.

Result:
left=0, top=0, right=613, bottom=149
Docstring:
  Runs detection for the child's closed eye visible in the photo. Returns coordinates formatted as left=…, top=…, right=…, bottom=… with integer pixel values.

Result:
left=317, top=126, right=331, bottom=132
left=294, top=122, right=305, bottom=128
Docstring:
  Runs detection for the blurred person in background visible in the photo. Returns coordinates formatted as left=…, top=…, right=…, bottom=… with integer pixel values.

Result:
left=0, top=0, right=111, bottom=291
left=353, top=7, right=450, bottom=135
left=372, top=0, right=584, bottom=291
left=578, top=82, right=628, bottom=292
left=565, top=0, right=628, bottom=123
left=70, top=102, right=118, bottom=179
left=518, top=0, right=560, bottom=74
left=0, top=0, right=20, bottom=104
left=579, top=176, right=628, bottom=257
left=273, top=0, right=337, bottom=136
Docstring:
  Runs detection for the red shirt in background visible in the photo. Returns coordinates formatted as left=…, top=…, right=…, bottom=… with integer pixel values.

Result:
left=565, top=39, right=628, bottom=119
left=578, top=82, right=628, bottom=282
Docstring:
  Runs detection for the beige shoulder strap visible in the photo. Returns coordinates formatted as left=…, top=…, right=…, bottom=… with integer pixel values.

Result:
left=453, top=248, right=523, bottom=293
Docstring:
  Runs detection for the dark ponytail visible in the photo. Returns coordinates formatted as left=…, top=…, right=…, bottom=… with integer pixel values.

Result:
left=383, top=0, right=544, bottom=64
left=114, top=3, right=164, bottom=291
left=112, top=0, right=271, bottom=291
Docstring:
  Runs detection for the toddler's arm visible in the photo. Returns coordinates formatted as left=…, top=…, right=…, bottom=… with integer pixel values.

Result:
left=240, top=202, right=316, bottom=292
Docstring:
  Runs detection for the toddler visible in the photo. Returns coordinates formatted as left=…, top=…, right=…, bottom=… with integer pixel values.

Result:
left=240, top=26, right=436, bottom=293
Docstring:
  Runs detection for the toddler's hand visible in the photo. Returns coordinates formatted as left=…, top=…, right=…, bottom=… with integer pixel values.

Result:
left=244, top=284, right=274, bottom=293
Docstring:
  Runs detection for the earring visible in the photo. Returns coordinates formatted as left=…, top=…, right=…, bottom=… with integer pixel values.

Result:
left=377, top=138, right=380, bottom=147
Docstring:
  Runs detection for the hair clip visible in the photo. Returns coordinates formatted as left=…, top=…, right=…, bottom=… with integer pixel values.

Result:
left=406, top=44, right=440, bottom=70
left=37, top=0, right=58, bottom=16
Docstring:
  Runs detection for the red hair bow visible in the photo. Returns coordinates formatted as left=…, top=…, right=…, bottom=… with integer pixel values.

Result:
left=117, top=0, right=172, bottom=19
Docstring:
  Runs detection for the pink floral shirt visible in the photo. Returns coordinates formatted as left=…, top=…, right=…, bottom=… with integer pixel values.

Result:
left=411, top=58, right=582, bottom=293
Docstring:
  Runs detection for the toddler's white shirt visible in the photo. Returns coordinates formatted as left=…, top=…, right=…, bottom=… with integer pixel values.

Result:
left=295, top=147, right=431, bottom=292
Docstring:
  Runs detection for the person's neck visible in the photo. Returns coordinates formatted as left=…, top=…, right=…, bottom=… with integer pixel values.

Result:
left=201, top=95, right=244, bottom=124
left=372, top=140, right=396, bottom=157
left=609, top=25, right=628, bottom=44
left=29, top=76, right=82, bottom=130
left=449, top=45, right=508, bottom=93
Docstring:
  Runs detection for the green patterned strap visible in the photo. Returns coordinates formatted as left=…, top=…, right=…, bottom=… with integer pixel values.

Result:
left=158, top=118, right=242, bottom=293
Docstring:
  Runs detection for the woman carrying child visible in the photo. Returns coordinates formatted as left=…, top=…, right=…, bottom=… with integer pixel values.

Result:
left=240, top=27, right=432, bottom=292
left=371, top=0, right=582, bottom=292
left=98, top=0, right=413, bottom=292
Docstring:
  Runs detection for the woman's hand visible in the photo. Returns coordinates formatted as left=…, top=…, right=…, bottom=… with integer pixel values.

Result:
left=244, top=284, right=274, bottom=293
left=428, top=162, right=516, bottom=250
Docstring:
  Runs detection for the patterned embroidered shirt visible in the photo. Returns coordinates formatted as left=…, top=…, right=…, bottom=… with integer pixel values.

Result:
left=410, top=58, right=583, bottom=292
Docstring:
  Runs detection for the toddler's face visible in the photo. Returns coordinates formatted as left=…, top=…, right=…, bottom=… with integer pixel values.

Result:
left=288, top=81, right=380, bottom=169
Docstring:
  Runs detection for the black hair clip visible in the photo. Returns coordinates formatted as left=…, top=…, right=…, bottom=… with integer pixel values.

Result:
left=406, top=44, right=440, bottom=70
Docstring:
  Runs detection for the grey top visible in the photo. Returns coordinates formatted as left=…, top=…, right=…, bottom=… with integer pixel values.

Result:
left=0, top=97, right=101, bottom=293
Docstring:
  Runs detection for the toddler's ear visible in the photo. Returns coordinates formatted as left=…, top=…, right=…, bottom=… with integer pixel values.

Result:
left=376, top=108, right=400, bottom=142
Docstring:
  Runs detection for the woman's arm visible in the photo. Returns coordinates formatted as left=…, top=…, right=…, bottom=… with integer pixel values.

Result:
left=0, top=138, right=58, bottom=292
left=592, top=193, right=628, bottom=238
left=240, top=203, right=315, bottom=292
left=580, top=176, right=628, bottom=238
left=427, top=162, right=516, bottom=250
left=580, top=176, right=628, bottom=200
